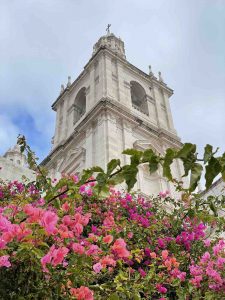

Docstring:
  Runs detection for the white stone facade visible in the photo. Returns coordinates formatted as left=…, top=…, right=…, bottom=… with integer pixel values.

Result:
left=201, top=178, right=225, bottom=198
left=42, top=32, right=187, bottom=197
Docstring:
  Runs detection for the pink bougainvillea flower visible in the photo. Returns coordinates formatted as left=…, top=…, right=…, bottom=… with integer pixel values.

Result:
left=100, top=255, right=116, bottom=268
left=41, top=245, right=69, bottom=271
left=23, top=204, right=43, bottom=223
left=0, top=237, right=7, bottom=249
left=162, top=250, right=169, bottom=260
left=74, top=223, right=83, bottom=237
left=103, top=235, right=113, bottom=244
left=72, top=243, right=85, bottom=255
left=81, top=213, right=91, bottom=226
left=41, top=210, right=58, bottom=234
left=0, top=214, right=12, bottom=232
left=190, top=275, right=203, bottom=287
left=204, top=239, right=211, bottom=247
left=138, top=267, right=146, bottom=277
left=127, top=232, right=133, bottom=239
left=156, top=284, right=167, bottom=294
left=52, top=246, right=69, bottom=266
left=0, top=255, right=11, bottom=267
left=213, top=239, right=225, bottom=256
left=103, top=215, right=115, bottom=229
left=111, top=238, right=130, bottom=258
left=86, top=244, right=102, bottom=256
left=150, top=252, right=157, bottom=259
left=37, top=198, right=45, bottom=206
left=93, top=262, right=102, bottom=273
left=41, top=245, right=55, bottom=272
left=62, top=202, right=70, bottom=212
left=70, top=286, right=94, bottom=300
left=200, top=251, right=211, bottom=264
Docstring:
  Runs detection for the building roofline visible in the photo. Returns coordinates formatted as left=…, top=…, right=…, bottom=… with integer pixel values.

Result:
left=41, top=98, right=181, bottom=166
left=200, top=177, right=224, bottom=196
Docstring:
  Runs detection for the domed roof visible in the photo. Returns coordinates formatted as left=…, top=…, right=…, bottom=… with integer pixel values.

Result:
left=92, top=31, right=126, bottom=59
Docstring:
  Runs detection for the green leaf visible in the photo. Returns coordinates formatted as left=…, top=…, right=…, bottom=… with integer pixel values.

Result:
left=142, top=149, right=159, bottom=174
left=176, top=143, right=196, bottom=176
left=133, top=293, right=141, bottom=300
left=187, top=208, right=195, bottom=218
left=108, top=173, right=124, bottom=185
left=123, top=149, right=142, bottom=157
left=163, top=148, right=176, bottom=180
left=107, top=159, right=120, bottom=176
left=91, top=166, right=104, bottom=173
left=96, top=172, right=108, bottom=193
left=203, top=144, right=213, bottom=163
left=205, top=157, right=221, bottom=189
left=189, top=163, right=203, bottom=192
left=209, top=199, right=218, bottom=216
left=108, top=294, right=120, bottom=300
left=122, top=165, right=138, bottom=191
left=142, top=149, right=155, bottom=162
left=80, top=169, right=95, bottom=184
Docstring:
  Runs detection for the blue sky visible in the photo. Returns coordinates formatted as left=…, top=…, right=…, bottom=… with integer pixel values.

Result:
left=0, top=0, right=225, bottom=163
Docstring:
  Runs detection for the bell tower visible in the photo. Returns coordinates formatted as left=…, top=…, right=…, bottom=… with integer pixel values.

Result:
left=42, top=29, right=185, bottom=196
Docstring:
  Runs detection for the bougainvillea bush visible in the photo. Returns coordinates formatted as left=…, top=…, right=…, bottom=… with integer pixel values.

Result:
left=0, top=138, right=225, bottom=299
left=0, top=175, right=224, bottom=300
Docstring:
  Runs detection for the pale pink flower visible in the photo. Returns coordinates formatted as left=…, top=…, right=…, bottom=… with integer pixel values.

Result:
left=0, top=255, right=11, bottom=267
left=93, top=262, right=102, bottom=273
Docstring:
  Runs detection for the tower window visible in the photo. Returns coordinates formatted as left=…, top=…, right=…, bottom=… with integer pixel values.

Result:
left=130, top=81, right=149, bottom=116
left=74, top=87, right=86, bottom=124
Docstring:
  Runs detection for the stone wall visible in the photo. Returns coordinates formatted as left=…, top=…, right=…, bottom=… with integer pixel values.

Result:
left=0, top=157, right=35, bottom=182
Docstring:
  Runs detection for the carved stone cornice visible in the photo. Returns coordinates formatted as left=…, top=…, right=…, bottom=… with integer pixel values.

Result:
left=41, top=97, right=181, bottom=167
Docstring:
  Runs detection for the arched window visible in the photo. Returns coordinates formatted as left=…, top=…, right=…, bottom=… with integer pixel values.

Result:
left=74, top=87, right=86, bottom=124
left=17, top=160, right=21, bottom=165
left=130, top=81, right=149, bottom=115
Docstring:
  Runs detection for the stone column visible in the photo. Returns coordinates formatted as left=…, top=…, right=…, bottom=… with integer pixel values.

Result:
left=85, top=125, right=93, bottom=169
left=152, top=85, right=164, bottom=129
left=89, top=64, right=95, bottom=109
left=161, top=90, right=177, bottom=134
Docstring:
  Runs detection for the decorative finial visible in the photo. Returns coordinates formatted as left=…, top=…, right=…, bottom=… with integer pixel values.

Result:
left=106, top=24, right=111, bottom=35
left=60, top=84, right=65, bottom=94
left=67, top=76, right=71, bottom=88
left=148, top=65, right=153, bottom=76
left=158, top=71, right=164, bottom=82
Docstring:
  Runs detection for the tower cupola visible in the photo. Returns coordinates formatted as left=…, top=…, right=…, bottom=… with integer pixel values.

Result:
left=92, top=26, right=126, bottom=59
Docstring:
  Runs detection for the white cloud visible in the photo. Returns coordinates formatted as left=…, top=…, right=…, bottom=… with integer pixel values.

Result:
left=0, top=115, right=19, bottom=155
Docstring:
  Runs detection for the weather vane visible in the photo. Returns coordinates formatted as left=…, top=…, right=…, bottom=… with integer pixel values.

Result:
left=106, top=24, right=111, bottom=34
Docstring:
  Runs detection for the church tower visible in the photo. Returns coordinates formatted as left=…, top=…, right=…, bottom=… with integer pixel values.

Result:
left=42, top=29, right=185, bottom=196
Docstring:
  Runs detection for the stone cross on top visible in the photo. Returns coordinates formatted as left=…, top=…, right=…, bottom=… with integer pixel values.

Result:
left=106, top=24, right=111, bottom=34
